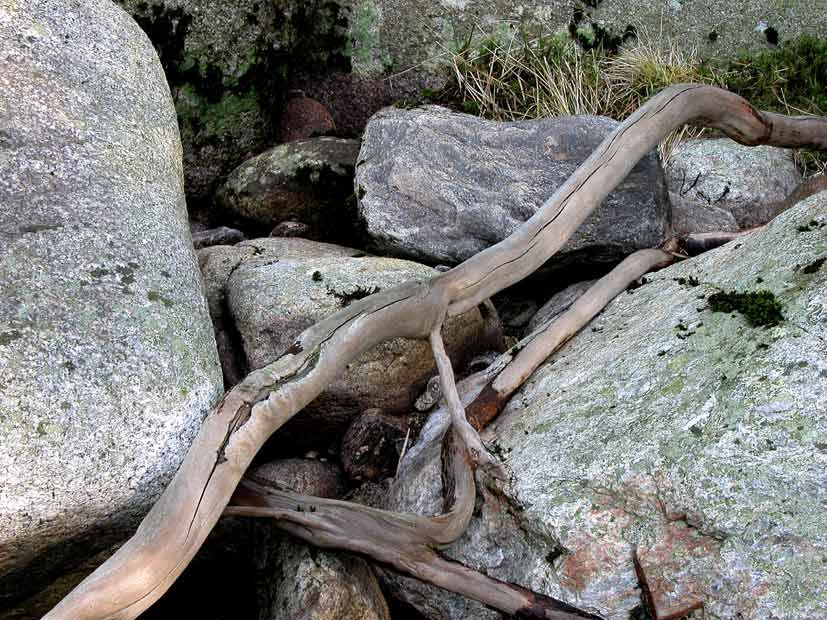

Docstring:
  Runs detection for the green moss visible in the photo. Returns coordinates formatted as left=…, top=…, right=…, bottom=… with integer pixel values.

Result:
left=801, top=257, right=825, bottom=274
left=796, top=219, right=825, bottom=233
left=348, top=1, right=392, bottom=73
left=0, top=330, right=22, bottom=346
left=533, top=420, right=556, bottom=434
left=181, top=87, right=260, bottom=139
left=674, top=275, right=700, bottom=287
left=722, top=35, right=827, bottom=114
left=147, top=290, right=175, bottom=308
left=661, top=377, right=685, bottom=396
left=707, top=290, right=784, bottom=327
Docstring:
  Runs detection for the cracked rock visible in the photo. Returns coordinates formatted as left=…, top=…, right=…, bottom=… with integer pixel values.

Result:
left=666, top=138, right=800, bottom=232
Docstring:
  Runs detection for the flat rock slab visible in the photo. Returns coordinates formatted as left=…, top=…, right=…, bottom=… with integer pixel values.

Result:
left=0, top=1, right=222, bottom=611
left=356, top=106, right=669, bottom=267
left=386, top=193, right=827, bottom=620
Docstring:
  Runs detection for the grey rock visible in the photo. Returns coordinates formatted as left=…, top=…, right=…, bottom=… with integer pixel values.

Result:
left=197, top=238, right=364, bottom=387
left=257, top=531, right=390, bottom=620
left=386, top=194, right=827, bottom=620
left=226, top=250, right=503, bottom=447
left=192, top=226, right=246, bottom=249
left=341, top=409, right=406, bottom=482
left=494, top=297, right=538, bottom=335
left=0, top=0, right=222, bottom=610
left=115, top=0, right=349, bottom=203
left=217, top=137, right=361, bottom=241
left=666, top=138, right=801, bottom=232
left=247, top=458, right=348, bottom=499
left=356, top=107, right=669, bottom=266
left=524, top=279, right=597, bottom=336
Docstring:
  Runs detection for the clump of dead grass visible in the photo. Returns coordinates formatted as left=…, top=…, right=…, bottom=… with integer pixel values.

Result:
left=444, top=24, right=825, bottom=173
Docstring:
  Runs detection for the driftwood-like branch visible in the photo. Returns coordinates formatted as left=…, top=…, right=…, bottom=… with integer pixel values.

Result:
left=226, top=247, right=677, bottom=619
left=45, top=85, right=827, bottom=619
left=226, top=475, right=601, bottom=620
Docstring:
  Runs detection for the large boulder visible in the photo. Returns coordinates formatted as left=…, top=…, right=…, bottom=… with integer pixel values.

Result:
left=356, top=107, right=669, bottom=268
left=115, top=0, right=351, bottom=204
left=385, top=193, right=827, bottom=620
left=217, top=137, right=361, bottom=242
left=0, top=1, right=222, bottom=613
left=666, top=138, right=801, bottom=233
left=225, top=242, right=503, bottom=448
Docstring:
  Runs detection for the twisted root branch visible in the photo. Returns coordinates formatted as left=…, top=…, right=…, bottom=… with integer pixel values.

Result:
left=44, top=85, right=827, bottom=619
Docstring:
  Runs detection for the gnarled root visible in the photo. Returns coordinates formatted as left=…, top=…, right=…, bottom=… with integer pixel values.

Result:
left=45, top=85, right=827, bottom=619
left=226, top=430, right=600, bottom=620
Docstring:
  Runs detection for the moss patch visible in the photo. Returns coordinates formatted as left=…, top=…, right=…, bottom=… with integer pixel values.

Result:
left=147, top=290, right=175, bottom=308
left=801, top=257, right=825, bottom=274
left=0, top=330, right=22, bottom=346
left=707, top=290, right=784, bottom=327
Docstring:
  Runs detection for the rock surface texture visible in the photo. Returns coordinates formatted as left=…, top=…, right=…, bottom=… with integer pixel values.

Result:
left=197, top=238, right=365, bottom=387
left=524, top=279, right=597, bottom=337
left=356, top=107, right=669, bottom=267
left=256, top=532, right=390, bottom=620
left=224, top=241, right=502, bottom=448
left=385, top=194, right=827, bottom=620
left=345, top=0, right=827, bottom=80
left=247, top=458, right=348, bottom=499
left=217, top=137, right=360, bottom=242
left=666, top=138, right=801, bottom=233
left=0, top=1, right=222, bottom=614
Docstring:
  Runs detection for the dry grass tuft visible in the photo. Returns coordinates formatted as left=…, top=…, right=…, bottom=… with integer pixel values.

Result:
left=443, top=24, right=826, bottom=172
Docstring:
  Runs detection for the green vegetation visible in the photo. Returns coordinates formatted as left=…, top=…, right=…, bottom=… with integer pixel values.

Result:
left=801, top=257, right=825, bottom=274
left=426, top=24, right=827, bottom=173
left=707, top=290, right=784, bottom=327
left=724, top=36, right=827, bottom=114
left=797, top=219, right=825, bottom=232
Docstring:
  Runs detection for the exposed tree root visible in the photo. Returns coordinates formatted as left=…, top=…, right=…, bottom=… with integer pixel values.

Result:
left=45, top=85, right=827, bottom=619
left=226, top=248, right=676, bottom=619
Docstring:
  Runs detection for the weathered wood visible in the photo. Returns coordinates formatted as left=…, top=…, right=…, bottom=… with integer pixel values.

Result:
left=44, top=85, right=827, bottom=619
left=226, top=249, right=675, bottom=619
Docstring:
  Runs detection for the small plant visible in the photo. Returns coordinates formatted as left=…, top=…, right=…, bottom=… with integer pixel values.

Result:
left=447, top=25, right=612, bottom=122
left=723, top=36, right=827, bottom=114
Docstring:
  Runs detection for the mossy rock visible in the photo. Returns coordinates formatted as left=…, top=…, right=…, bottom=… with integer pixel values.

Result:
left=116, top=0, right=350, bottom=206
